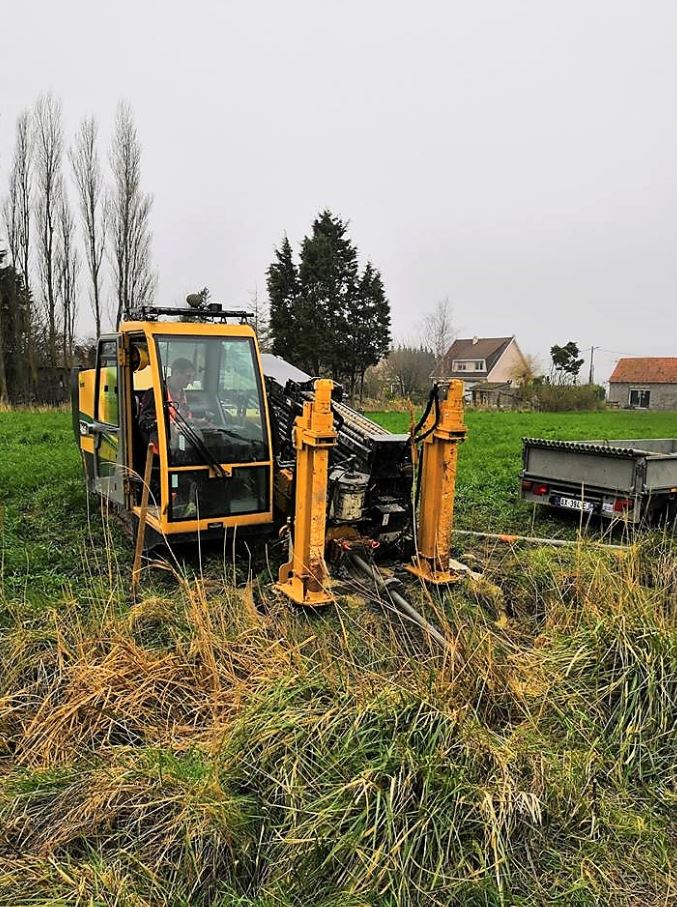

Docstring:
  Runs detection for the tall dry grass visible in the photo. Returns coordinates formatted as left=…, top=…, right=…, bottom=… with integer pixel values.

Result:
left=0, top=537, right=675, bottom=905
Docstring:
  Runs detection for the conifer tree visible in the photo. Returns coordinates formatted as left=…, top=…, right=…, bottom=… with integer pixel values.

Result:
left=299, top=211, right=358, bottom=378
left=267, top=211, right=391, bottom=391
left=267, top=236, right=300, bottom=361
left=348, top=261, right=391, bottom=400
left=0, top=249, right=31, bottom=401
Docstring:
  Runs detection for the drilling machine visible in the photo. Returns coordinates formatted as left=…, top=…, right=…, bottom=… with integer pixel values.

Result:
left=71, top=304, right=468, bottom=609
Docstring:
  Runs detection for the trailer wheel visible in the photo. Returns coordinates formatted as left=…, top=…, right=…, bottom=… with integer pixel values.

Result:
left=649, top=498, right=677, bottom=531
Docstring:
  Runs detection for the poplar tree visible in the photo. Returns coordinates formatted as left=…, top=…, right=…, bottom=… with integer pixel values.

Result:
left=110, top=102, right=155, bottom=325
left=70, top=116, right=106, bottom=336
left=2, top=110, right=34, bottom=392
left=34, top=94, right=64, bottom=366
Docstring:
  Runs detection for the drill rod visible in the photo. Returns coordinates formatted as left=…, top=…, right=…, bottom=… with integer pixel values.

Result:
left=347, top=552, right=458, bottom=661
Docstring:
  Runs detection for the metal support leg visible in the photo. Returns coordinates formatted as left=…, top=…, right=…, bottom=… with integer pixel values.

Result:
left=406, top=380, right=467, bottom=585
left=277, top=379, right=337, bottom=606
left=132, top=443, right=154, bottom=595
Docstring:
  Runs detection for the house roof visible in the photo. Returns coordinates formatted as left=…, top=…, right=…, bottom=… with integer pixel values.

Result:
left=609, top=357, right=677, bottom=385
left=437, top=336, right=514, bottom=377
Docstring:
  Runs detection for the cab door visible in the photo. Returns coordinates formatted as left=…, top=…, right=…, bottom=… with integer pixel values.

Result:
left=91, top=334, right=126, bottom=506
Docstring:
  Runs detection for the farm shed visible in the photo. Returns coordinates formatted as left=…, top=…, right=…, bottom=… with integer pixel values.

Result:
left=608, top=358, right=677, bottom=411
left=471, top=381, right=522, bottom=408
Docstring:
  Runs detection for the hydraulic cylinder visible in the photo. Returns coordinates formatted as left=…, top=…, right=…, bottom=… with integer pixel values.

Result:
left=277, top=379, right=337, bottom=605
left=406, top=380, right=467, bottom=584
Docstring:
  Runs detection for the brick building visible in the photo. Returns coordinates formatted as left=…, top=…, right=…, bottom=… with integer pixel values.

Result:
left=608, top=358, right=677, bottom=410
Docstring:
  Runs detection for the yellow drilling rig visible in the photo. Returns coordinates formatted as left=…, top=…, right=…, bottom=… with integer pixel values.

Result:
left=71, top=304, right=468, bottom=617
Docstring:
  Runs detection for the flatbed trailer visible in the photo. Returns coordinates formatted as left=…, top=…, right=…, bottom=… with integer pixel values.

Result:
left=521, top=438, right=677, bottom=524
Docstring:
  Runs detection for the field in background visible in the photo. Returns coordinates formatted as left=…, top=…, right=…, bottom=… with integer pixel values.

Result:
left=0, top=409, right=675, bottom=905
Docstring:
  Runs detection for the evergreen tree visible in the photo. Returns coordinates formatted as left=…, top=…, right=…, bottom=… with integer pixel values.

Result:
left=347, top=262, right=391, bottom=399
left=267, top=236, right=300, bottom=362
left=299, top=211, right=358, bottom=378
left=267, top=211, right=391, bottom=390
left=0, top=248, right=32, bottom=402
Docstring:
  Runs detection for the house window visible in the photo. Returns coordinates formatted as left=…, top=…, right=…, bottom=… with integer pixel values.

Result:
left=629, top=388, right=650, bottom=408
left=452, top=359, right=486, bottom=372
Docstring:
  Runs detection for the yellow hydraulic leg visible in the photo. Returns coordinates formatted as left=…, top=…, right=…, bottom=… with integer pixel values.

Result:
left=277, top=379, right=337, bottom=606
left=406, top=380, right=467, bottom=584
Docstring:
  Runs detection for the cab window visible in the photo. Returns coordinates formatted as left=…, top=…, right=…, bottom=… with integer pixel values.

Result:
left=96, top=341, right=119, bottom=426
left=154, top=335, right=268, bottom=466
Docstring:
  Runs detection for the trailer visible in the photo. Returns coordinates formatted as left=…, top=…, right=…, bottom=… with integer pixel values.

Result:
left=520, top=438, right=677, bottom=524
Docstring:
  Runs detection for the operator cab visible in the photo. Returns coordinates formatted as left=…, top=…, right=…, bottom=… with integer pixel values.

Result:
left=73, top=306, right=275, bottom=545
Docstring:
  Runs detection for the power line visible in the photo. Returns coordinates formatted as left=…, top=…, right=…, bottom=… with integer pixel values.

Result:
left=580, top=345, right=645, bottom=358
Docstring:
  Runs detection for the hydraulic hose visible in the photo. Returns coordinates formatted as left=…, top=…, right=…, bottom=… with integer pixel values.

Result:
left=411, top=384, right=439, bottom=443
left=412, top=385, right=442, bottom=510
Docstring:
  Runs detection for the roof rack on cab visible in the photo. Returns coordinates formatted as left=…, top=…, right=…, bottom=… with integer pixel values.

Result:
left=125, top=304, right=252, bottom=324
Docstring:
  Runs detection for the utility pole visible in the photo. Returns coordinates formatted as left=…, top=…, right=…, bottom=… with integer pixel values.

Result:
left=588, top=346, right=597, bottom=384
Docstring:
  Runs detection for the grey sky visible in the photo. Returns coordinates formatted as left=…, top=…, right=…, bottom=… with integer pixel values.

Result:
left=2, top=0, right=676, bottom=382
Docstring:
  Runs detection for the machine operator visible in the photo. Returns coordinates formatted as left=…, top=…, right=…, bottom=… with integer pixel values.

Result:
left=138, top=357, right=196, bottom=454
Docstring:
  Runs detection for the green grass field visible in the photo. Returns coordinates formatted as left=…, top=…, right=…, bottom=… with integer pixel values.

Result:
left=1, top=408, right=674, bottom=606
left=0, top=409, right=101, bottom=607
left=0, top=408, right=675, bottom=905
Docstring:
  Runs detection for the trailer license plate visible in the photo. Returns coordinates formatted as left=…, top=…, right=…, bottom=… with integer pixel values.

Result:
left=556, top=496, right=595, bottom=513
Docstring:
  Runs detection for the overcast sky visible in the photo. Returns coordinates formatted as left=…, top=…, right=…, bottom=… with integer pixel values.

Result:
left=2, top=0, right=676, bottom=381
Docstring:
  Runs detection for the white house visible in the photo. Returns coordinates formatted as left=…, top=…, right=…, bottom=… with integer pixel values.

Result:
left=436, top=336, right=528, bottom=398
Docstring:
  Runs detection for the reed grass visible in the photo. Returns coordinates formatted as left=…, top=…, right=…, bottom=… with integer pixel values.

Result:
left=1, top=538, right=674, bottom=905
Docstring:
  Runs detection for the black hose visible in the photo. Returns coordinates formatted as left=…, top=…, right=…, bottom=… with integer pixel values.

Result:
left=414, top=386, right=441, bottom=444
left=412, top=384, right=437, bottom=439
left=414, top=443, right=424, bottom=509
left=412, top=385, right=442, bottom=508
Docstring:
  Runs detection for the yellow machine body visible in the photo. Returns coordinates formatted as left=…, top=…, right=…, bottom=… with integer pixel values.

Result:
left=73, top=319, right=275, bottom=542
left=276, top=379, right=337, bottom=605
left=406, top=380, right=467, bottom=584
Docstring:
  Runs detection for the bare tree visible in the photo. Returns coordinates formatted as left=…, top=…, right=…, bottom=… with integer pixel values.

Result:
left=250, top=286, right=272, bottom=352
left=3, top=164, right=19, bottom=270
left=56, top=192, right=80, bottom=366
left=34, top=94, right=64, bottom=366
left=110, top=101, right=155, bottom=325
left=383, top=345, right=436, bottom=401
left=508, top=352, right=541, bottom=386
left=421, top=296, right=454, bottom=365
left=0, top=249, right=8, bottom=401
left=3, top=111, right=32, bottom=286
left=2, top=110, right=35, bottom=388
left=70, top=116, right=106, bottom=336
